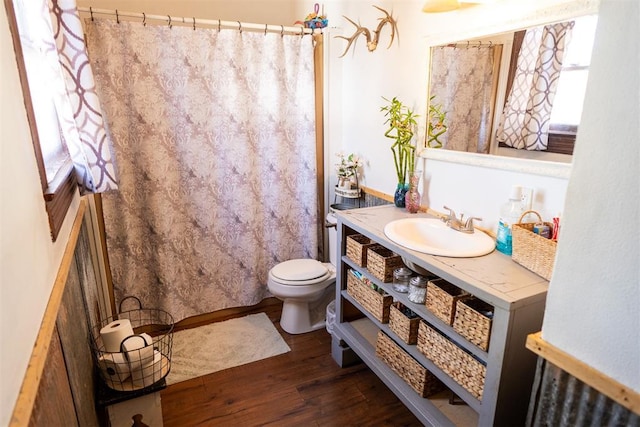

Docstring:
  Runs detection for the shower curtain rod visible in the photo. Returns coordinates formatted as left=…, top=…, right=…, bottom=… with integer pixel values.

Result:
left=441, top=40, right=499, bottom=49
left=78, top=7, right=315, bottom=35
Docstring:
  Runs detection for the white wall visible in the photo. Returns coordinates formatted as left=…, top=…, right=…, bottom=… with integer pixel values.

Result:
left=0, top=5, right=81, bottom=425
left=324, top=0, right=597, bottom=231
left=541, top=0, right=639, bottom=390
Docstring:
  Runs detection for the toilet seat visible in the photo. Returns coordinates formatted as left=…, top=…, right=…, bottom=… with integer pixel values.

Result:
left=270, top=259, right=331, bottom=286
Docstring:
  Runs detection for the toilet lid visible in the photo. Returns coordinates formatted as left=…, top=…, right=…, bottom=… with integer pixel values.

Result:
left=271, top=259, right=328, bottom=283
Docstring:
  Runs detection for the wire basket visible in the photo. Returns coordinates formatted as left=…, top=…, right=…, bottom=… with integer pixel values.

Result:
left=91, top=296, right=174, bottom=392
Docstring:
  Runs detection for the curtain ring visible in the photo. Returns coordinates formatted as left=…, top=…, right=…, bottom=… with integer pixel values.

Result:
left=90, top=6, right=94, bottom=21
left=142, top=12, right=146, bottom=26
left=115, top=9, right=120, bottom=24
left=168, top=15, right=172, bottom=29
left=300, top=27, right=304, bottom=38
left=264, top=24, right=268, bottom=36
left=238, top=21, right=242, bottom=33
left=281, top=25, right=284, bottom=37
left=218, top=19, right=221, bottom=32
left=193, top=17, right=196, bottom=30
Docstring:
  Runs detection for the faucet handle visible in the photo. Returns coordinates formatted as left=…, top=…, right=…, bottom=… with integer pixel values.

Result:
left=464, top=216, right=482, bottom=232
left=443, top=205, right=457, bottom=221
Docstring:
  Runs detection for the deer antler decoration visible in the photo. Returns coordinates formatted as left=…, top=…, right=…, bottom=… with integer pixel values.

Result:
left=335, top=6, right=398, bottom=58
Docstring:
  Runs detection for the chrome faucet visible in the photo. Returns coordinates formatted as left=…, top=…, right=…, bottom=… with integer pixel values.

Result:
left=442, top=206, right=482, bottom=234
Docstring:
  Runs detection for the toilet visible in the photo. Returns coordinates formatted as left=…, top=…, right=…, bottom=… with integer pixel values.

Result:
left=267, top=212, right=338, bottom=334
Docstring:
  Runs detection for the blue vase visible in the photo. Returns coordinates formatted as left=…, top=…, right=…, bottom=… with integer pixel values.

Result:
left=394, top=183, right=409, bottom=208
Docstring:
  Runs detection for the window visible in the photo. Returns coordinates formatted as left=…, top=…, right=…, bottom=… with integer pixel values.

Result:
left=6, top=0, right=77, bottom=241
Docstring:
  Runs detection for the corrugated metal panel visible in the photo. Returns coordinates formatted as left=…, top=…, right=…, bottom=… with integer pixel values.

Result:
left=527, top=358, right=640, bottom=427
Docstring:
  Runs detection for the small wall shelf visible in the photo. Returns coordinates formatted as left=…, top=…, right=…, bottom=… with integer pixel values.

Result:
left=334, top=187, right=361, bottom=199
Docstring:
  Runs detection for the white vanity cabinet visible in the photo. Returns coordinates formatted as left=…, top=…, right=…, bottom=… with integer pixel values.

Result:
left=331, top=205, right=549, bottom=427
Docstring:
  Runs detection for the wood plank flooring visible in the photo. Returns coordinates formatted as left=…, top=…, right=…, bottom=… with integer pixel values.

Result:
left=160, top=300, right=423, bottom=426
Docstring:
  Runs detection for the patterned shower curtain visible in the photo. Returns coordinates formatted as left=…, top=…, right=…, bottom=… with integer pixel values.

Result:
left=85, top=19, right=319, bottom=321
left=429, top=44, right=500, bottom=154
left=496, top=22, right=574, bottom=151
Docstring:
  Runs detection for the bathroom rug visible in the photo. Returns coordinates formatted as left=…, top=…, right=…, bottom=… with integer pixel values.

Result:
left=165, top=312, right=290, bottom=385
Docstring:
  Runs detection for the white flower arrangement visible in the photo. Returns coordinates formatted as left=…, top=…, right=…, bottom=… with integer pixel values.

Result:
left=335, top=152, right=362, bottom=189
left=335, top=152, right=362, bottom=178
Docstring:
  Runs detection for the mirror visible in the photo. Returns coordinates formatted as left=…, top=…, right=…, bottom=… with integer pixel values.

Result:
left=420, top=1, right=599, bottom=178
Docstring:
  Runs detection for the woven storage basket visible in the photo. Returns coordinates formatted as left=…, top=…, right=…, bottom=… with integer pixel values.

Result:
left=417, top=321, right=486, bottom=400
left=453, top=297, right=493, bottom=351
left=346, top=234, right=376, bottom=267
left=425, top=278, right=469, bottom=325
left=366, top=244, right=404, bottom=282
left=389, top=302, right=421, bottom=345
left=346, top=271, right=392, bottom=323
left=512, top=210, right=557, bottom=280
left=376, top=331, right=445, bottom=397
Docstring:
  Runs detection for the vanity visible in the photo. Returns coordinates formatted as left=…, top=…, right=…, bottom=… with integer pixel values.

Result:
left=331, top=205, right=549, bottom=426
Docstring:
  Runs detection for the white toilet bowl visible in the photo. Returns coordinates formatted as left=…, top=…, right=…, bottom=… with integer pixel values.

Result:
left=267, top=212, right=338, bottom=335
left=268, top=259, right=336, bottom=334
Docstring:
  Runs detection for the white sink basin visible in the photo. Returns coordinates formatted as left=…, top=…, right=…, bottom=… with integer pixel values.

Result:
left=383, top=218, right=495, bottom=257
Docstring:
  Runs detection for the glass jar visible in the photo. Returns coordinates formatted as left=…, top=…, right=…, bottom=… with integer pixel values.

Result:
left=392, top=267, right=413, bottom=293
left=408, top=276, right=428, bottom=303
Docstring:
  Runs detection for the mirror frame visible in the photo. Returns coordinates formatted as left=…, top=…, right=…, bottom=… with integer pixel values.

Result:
left=419, top=0, right=600, bottom=179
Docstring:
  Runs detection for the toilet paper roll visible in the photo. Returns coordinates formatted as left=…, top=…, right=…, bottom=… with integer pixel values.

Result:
left=131, top=350, right=163, bottom=388
left=98, top=352, right=131, bottom=382
left=100, top=318, right=134, bottom=353
left=122, top=333, right=154, bottom=370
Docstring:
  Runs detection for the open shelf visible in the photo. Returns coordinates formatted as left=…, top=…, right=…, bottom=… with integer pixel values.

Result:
left=331, top=206, right=548, bottom=426
left=342, top=291, right=483, bottom=413
left=342, top=256, right=490, bottom=361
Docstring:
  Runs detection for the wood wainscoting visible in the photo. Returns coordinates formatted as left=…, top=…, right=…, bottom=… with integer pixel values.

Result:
left=10, top=198, right=105, bottom=427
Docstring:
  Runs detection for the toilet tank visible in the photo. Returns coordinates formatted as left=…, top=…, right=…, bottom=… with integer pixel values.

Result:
left=326, top=212, right=338, bottom=267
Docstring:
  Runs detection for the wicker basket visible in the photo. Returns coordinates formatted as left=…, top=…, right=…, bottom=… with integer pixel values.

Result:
left=512, top=210, right=557, bottom=280
left=417, top=321, right=486, bottom=400
left=453, top=297, right=493, bottom=351
left=346, top=234, right=376, bottom=267
left=425, top=278, right=469, bottom=325
left=366, top=244, right=404, bottom=282
left=346, top=271, right=392, bottom=323
left=389, top=302, right=421, bottom=345
left=376, top=331, right=445, bottom=398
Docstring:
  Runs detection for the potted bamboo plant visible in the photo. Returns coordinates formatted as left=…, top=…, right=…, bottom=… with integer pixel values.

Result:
left=427, top=95, right=448, bottom=148
left=380, top=97, right=418, bottom=207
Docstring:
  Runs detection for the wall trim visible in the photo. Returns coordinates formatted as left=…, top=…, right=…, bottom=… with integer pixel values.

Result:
left=420, top=148, right=572, bottom=179
left=526, top=331, right=640, bottom=414
left=9, top=198, right=87, bottom=426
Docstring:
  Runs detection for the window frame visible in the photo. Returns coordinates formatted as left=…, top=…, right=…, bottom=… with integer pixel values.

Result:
left=5, top=0, right=77, bottom=241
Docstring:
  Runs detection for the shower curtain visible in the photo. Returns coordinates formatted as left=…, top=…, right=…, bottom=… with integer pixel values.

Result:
left=85, top=19, right=319, bottom=321
left=429, top=44, right=500, bottom=153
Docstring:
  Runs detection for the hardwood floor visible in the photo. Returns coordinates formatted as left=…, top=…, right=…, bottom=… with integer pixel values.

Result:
left=160, top=300, right=424, bottom=426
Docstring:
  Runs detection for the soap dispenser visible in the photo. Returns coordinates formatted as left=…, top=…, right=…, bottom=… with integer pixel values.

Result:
left=496, top=185, right=524, bottom=255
